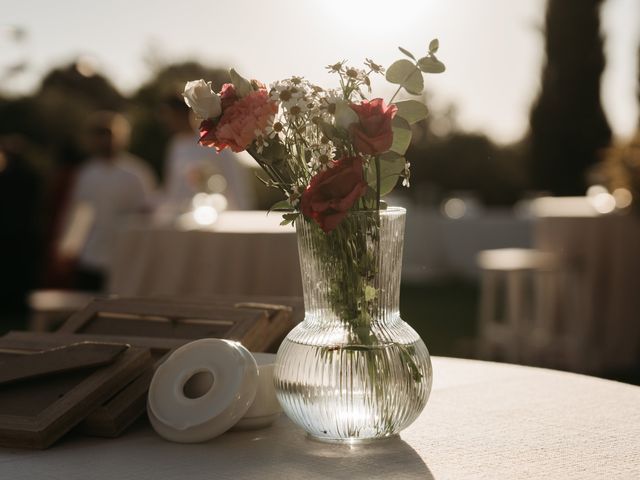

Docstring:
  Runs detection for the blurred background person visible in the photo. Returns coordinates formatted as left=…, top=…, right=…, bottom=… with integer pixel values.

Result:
left=57, top=111, right=155, bottom=291
left=0, top=137, right=40, bottom=324
left=159, top=94, right=255, bottom=211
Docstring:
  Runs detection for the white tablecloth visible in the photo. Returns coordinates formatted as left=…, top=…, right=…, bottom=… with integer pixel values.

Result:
left=534, top=214, right=640, bottom=371
left=1, top=357, right=638, bottom=479
left=108, top=211, right=301, bottom=297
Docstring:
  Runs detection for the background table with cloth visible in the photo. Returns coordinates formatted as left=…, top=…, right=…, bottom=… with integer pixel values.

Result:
left=534, top=214, right=640, bottom=372
left=108, top=211, right=302, bottom=298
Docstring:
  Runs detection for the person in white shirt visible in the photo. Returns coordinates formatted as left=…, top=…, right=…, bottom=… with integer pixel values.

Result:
left=61, top=111, right=155, bottom=291
left=160, top=96, right=255, bottom=211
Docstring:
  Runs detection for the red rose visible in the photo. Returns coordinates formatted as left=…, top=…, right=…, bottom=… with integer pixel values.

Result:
left=349, top=98, right=397, bottom=155
left=198, top=118, right=218, bottom=147
left=300, top=156, right=368, bottom=233
left=219, top=83, right=238, bottom=110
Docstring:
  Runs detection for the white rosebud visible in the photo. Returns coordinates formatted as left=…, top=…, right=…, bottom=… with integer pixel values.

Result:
left=183, top=80, right=222, bottom=120
left=333, top=99, right=359, bottom=130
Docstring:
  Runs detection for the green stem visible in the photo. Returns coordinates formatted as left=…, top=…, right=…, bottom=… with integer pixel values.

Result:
left=388, top=84, right=403, bottom=104
left=375, top=155, right=381, bottom=211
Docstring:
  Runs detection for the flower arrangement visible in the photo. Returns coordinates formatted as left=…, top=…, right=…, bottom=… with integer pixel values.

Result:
left=182, top=40, right=445, bottom=232
left=183, top=42, right=445, bottom=441
left=183, top=40, right=445, bottom=369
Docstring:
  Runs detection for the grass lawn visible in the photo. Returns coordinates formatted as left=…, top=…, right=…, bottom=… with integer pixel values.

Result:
left=400, top=278, right=479, bottom=357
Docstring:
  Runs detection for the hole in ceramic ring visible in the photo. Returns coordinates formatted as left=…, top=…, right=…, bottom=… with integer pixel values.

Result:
left=182, top=369, right=215, bottom=399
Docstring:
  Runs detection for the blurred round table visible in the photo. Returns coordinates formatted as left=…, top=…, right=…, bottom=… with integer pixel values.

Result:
left=108, top=211, right=302, bottom=297
left=1, top=357, right=638, bottom=479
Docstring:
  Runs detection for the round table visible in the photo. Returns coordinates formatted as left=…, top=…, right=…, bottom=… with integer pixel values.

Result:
left=108, top=211, right=302, bottom=298
left=1, top=357, right=638, bottom=479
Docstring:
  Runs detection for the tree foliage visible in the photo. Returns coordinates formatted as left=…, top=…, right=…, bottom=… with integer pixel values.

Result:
left=529, top=0, right=611, bottom=195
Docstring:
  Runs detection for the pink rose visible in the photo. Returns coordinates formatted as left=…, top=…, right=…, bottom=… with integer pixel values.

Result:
left=349, top=98, right=397, bottom=155
left=300, top=156, right=368, bottom=233
left=213, top=89, right=277, bottom=152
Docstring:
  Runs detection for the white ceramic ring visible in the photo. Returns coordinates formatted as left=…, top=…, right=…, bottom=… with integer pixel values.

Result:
left=147, top=338, right=258, bottom=443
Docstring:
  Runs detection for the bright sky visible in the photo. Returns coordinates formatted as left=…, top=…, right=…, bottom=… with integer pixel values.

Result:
left=1, top=0, right=639, bottom=144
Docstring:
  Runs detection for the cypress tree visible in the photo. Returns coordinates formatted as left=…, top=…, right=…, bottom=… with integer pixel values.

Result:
left=529, top=0, right=611, bottom=195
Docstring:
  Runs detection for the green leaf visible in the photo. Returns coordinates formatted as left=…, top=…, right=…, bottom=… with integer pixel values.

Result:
left=394, top=100, right=428, bottom=125
left=379, top=151, right=403, bottom=162
left=428, top=38, right=439, bottom=54
left=385, top=59, right=424, bottom=95
left=366, top=155, right=406, bottom=197
left=229, top=68, right=252, bottom=97
left=417, top=56, right=446, bottom=74
left=280, top=212, right=299, bottom=226
left=398, top=46, right=416, bottom=61
left=390, top=116, right=412, bottom=155
left=268, top=199, right=293, bottom=212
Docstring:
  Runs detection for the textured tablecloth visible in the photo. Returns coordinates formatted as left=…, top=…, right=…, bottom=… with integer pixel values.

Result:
left=108, top=211, right=302, bottom=297
left=1, top=357, right=638, bottom=479
left=534, top=215, right=640, bottom=371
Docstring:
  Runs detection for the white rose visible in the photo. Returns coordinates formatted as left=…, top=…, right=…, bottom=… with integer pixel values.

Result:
left=183, top=80, right=222, bottom=119
left=333, top=99, right=359, bottom=130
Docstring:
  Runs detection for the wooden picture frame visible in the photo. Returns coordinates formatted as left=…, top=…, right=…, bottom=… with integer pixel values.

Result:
left=58, top=296, right=298, bottom=352
left=0, top=331, right=186, bottom=438
left=3, top=295, right=301, bottom=438
left=0, top=338, right=151, bottom=449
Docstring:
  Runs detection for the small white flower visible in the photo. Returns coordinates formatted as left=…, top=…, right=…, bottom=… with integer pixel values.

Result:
left=264, top=121, right=285, bottom=140
left=344, top=67, right=368, bottom=82
left=284, top=97, right=310, bottom=117
left=183, top=80, right=221, bottom=120
left=253, top=129, right=269, bottom=153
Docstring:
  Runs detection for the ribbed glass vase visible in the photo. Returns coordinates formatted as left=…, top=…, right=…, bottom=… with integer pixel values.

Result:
left=274, top=207, right=432, bottom=443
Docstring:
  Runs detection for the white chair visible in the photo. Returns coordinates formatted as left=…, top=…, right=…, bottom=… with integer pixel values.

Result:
left=476, top=248, right=558, bottom=363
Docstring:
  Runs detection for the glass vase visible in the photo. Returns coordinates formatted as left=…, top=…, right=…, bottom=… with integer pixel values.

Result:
left=274, top=207, right=432, bottom=443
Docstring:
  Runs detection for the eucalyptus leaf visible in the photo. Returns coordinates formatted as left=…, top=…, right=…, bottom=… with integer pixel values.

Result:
left=428, top=38, right=439, bottom=54
left=366, top=155, right=406, bottom=196
left=417, top=56, right=446, bottom=74
left=394, top=100, right=429, bottom=125
left=269, top=199, right=293, bottom=212
left=379, top=151, right=403, bottom=162
left=280, top=212, right=298, bottom=226
left=229, top=68, right=253, bottom=97
left=390, top=116, right=412, bottom=155
left=385, top=60, right=424, bottom=95
left=398, top=46, right=416, bottom=61
left=403, top=69, right=424, bottom=94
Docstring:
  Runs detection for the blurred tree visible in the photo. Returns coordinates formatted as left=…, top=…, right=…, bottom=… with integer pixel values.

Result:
left=406, top=97, right=528, bottom=206
left=129, top=62, right=230, bottom=179
left=36, top=61, right=126, bottom=166
left=408, top=132, right=528, bottom=206
left=529, top=0, right=611, bottom=195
